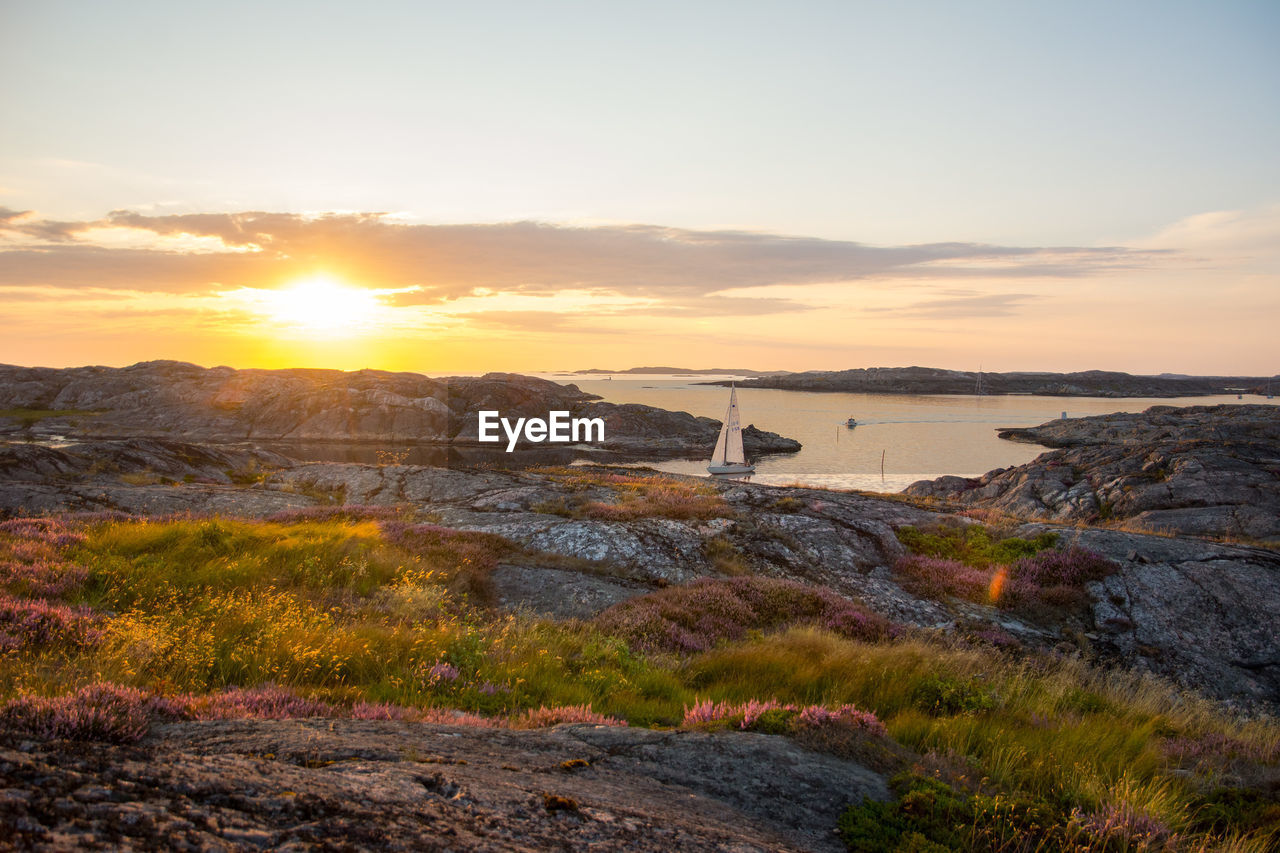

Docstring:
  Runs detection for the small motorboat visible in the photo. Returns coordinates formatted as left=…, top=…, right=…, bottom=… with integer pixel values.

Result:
left=846, top=417, right=858, bottom=428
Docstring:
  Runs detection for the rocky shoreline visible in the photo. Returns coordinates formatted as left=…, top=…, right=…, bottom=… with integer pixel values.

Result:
left=711, top=366, right=1277, bottom=397
left=905, top=405, right=1280, bottom=543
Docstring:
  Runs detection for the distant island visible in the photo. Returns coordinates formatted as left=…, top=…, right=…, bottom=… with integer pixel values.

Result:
left=572, top=366, right=790, bottom=377
left=705, top=366, right=1278, bottom=398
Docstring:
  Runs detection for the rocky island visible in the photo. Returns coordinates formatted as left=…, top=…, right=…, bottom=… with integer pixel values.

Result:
left=711, top=366, right=1277, bottom=397
left=572, top=366, right=789, bottom=377
left=905, top=404, right=1280, bottom=543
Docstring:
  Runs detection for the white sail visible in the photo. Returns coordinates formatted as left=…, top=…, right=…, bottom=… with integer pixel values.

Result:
left=711, top=386, right=747, bottom=466
left=725, top=387, right=746, bottom=465
left=711, top=414, right=729, bottom=465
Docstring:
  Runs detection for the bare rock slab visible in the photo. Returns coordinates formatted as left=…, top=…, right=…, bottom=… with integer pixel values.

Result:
left=0, top=719, right=889, bottom=852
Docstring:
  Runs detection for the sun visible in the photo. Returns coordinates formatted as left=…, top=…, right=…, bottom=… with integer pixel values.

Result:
left=263, top=276, right=382, bottom=332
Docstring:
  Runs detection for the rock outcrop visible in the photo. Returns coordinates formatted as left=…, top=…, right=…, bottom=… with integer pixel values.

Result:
left=717, top=366, right=1277, bottom=397
left=904, top=405, right=1280, bottom=542
left=0, top=719, right=889, bottom=852
left=0, top=362, right=801, bottom=458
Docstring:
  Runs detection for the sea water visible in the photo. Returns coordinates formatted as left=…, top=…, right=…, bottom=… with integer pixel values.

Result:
left=558, top=374, right=1277, bottom=492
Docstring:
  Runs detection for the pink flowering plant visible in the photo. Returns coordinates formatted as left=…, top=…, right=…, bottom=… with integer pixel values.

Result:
left=0, top=681, right=626, bottom=743
left=892, top=524, right=1116, bottom=611
left=596, top=576, right=897, bottom=654
left=683, top=697, right=886, bottom=737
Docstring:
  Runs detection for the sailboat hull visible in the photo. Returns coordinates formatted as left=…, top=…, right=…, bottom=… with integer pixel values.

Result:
left=707, top=463, right=755, bottom=475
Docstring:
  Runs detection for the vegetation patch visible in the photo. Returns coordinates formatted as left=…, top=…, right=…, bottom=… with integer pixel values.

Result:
left=839, top=772, right=1068, bottom=852
left=0, top=514, right=1275, bottom=851
left=684, top=697, right=886, bottom=736
left=0, top=681, right=627, bottom=744
left=702, top=536, right=751, bottom=575
left=895, top=523, right=1059, bottom=567
left=893, top=523, right=1116, bottom=611
left=594, top=576, right=897, bottom=654
left=532, top=468, right=732, bottom=521
left=0, top=408, right=101, bottom=429
left=909, top=675, right=997, bottom=716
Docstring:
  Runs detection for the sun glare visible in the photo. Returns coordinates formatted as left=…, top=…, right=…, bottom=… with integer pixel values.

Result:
left=262, top=277, right=382, bottom=332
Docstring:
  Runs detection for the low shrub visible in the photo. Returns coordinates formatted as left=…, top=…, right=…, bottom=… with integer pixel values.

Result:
left=839, top=773, right=1067, bottom=853
left=0, top=594, right=102, bottom=649
left=596, top=576, right=896, bottom=654
left=0, top=683, right=171, bottom=743
left=0, top=519, right=92, bottom=602
left=1187, top=787, right=1280, bottom=837
left=1070, top=801, right=1179, bottom=851
left=892, top=542, right=1117, bottom=613
left=895, top=524, right=1058, bottom=568
left=1008, top=546, right=1116, bottom=588
left=683, top=697, right=886, bottom=737
left=0, top=518, right=87, bottom=550
left=0, top=682, right=627, bottom=743
left=910, top=675, right=997, bottom=716
left=893, top=555, right=994, bottom=602
left=703, top=536, right=751, bottom=575
left=0, top=559, right=89, bottom=600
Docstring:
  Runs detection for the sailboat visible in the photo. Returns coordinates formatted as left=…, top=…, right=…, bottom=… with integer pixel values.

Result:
left=707, top=385, right=755, bottom=475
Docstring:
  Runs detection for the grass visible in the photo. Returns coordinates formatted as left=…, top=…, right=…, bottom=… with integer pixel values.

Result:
left=0, top=407, right=101, bottom=429
left=892, top=522, right=1117, bottom=614
left=531, top=466, right=733, bottom=520
left=702, top=535, right=752, bottom=575
left=0, top=514, right=1275, bottom=851
left=895, top=522, right=1060, bottom=567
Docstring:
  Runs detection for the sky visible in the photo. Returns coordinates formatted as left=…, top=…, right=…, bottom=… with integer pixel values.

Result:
left=1, top=0, right=1277, bottom=375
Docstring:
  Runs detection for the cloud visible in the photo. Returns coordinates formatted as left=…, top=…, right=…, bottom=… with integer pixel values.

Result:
left=0, top=246, right=265, bottom=292
left=453, top=310, right=579, bottom=332
left=0, top=207, right=86, bottom=242
left=604, top=295, right=814, bottom=318
left=0, top=210, right=1154, bottom=318
left=1138, top=204, right=1280, bottom=261
left=865, top=292, right=1041, bottom=318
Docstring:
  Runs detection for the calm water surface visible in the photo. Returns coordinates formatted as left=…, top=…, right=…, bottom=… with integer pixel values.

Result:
left=546, top=374, right=1277, bottom=492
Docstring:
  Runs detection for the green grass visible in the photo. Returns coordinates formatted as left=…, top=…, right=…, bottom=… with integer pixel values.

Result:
left=1, top=515, right=1276, bottom=851
left=895, top=522, right=1059, bottom=568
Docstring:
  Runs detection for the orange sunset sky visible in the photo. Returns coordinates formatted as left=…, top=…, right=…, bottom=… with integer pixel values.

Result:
left=2, top=2, right=1277, bottom=376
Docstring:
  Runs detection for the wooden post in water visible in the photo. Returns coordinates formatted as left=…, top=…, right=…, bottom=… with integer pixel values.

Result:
left=880, top=449, right=886, bottom=481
